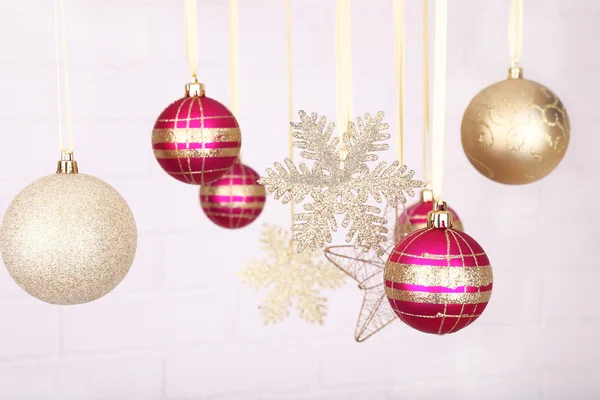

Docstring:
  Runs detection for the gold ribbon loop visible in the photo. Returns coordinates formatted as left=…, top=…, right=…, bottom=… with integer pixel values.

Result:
left=431, top=0, right=447, bottom=203
left=286, top=0, right=295, bottom=219
left=508, top=0, right=523, bottom=67
left=229, top=0, right=240, bottom=117
left=393, top=0, right=405, bottom=165
left=335, top=0, right=353, bottom=160
left=53, top=0, right=73, bottom=151
left=422, top=0, right=430, bottom=183
left=184, top=0, right=199, bottom=77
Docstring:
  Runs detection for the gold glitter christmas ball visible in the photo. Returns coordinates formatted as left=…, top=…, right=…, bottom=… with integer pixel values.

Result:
left=0, top=153, right=137, bottom=305
left=461, top=67, right=570, bottom=185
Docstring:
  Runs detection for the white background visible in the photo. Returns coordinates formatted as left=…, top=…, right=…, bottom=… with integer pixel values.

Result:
left=0, top=0, right=596, bottom=399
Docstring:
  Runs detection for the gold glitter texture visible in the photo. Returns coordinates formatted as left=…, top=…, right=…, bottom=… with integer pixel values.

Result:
left=260, top=111, right=424, bottom=255
left=151, top=127, right=241, bottom=145
left=0, top=174, right=137, bottom=305
left=200, top=184, right=265, bottom=199
left=153, top=147, right=240, bottom=159
left=385, top=287, right=492, bottom=304
left=239, top=224, right=346, bottom=324
left=384, top=263, right=493, bottom=289
left=461, top=69, right=570, bottom=184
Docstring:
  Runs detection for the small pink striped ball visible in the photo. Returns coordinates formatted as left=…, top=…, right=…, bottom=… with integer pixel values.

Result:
left=199, top=163, right=265, bottom=229
left=152, top=95, right=241, bottom=185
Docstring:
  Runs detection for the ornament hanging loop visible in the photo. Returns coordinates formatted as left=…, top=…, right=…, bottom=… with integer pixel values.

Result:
left=335, top=0, right=353, bottom=165
left=184, top=0, right=199, bottom=78
left=53, top=0, right=74, bottom=152
left=508, top=0, right=523, bottom=69
left=430, top=0, right=447, bottom=205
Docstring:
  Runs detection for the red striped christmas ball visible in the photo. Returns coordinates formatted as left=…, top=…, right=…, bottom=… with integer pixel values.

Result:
left=152, top=91, right=241, bottom=185
left=384, top=221, right=492, bottom=335
left=199, top=162, right=265, bottom=229
left=396, top=189, right=463, bottom=239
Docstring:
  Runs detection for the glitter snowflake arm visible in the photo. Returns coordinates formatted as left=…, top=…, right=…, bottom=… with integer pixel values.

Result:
left=291, top=192, right=337, bottom=253
left=342, top=111, right=390, bottom=171
left=259, top=159, right=314, bottom=204
left=259, top=111, right=341, bottom=205
left=239, top=251, right=294, bottom=325
left=292, top=111, right=340, bottom=170
left=295, top=289, right=328, bottom=324
left=260, top=289, right=292, bottom=324
left=341, top=195, right=389, bottom=256
left=293, top=258, right=346, bottom=324
left=357, top=161, right=425, bottom=205
left=238, top=259, right=274, bottom=290
left=311, top=259, right=348, bottom=290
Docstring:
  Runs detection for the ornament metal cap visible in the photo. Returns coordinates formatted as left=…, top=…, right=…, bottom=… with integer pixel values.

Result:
left=427, top=201, right=454, bottom=229
left=56, top=149, right=78, bottom=174
left=185, top=75, right=205, bottom=97
left=421, top=189, right=434, bottom=202
left=508, top=66, right=524, bottom=79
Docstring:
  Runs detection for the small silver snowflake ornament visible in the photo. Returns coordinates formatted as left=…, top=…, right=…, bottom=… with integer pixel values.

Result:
left=259, top=111, right=424, bottom=256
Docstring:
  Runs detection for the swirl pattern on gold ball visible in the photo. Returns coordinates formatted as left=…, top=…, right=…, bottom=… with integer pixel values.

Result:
left=461, top=72, right=569, bottom=184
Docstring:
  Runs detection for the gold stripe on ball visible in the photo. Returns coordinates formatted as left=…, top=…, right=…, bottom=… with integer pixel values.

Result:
left=168, top=166, right=232, bottom=175
left=153, top=147, right=240, bottom=159
left=204, top=211, right=262, bottom=219
left=200, top=185, right=265, bottom=198
left=385, top=287, right=492, bottom=305
left=201, top=201, right=265, bottom=210
left=392, top=309, right=484, bottom=319
left=390, top=250, right=486, bottom=260
left=384, top=263, right=493, bottom=289
left=152, top=127, right=241, bottom=145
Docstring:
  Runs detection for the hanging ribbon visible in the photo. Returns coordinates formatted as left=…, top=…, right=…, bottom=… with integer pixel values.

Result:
left=422, top=0, right=430, bottom=183
left=286, top=0, right=295, bottom=219
left=229, top=0, right=240, bottom=117
left=393, top=0, right=404, bottom=165
left=184, top=0, right=199, bottom=78
left=335, top=0, right=352, bottom=160
left=53, top=0, right=73, bottom=151
left=431, top=0, right=447, bottom=203
left=508, top=0, right=523, bottom=68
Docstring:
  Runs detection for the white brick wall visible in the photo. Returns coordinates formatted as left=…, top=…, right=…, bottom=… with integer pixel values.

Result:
left=0, top=0, right=596, bottom=398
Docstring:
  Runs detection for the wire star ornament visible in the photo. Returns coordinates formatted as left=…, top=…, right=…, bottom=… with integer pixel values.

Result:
left=239, top=224, right=346, bottom=324
left=259, top=111, right=424, bottom=256
left=324, top=204, right=414, bottom=341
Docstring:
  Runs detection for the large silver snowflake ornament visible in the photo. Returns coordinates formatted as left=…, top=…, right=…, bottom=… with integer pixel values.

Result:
left=259, top=111, right=424, bottom=256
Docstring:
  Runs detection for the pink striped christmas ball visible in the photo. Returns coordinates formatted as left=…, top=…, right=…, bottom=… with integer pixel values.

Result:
left=199, top=162, right=265, bottom=229
left=152, top=94, right=241, bottom=185
left=396, top=190, right=463, bottom=239
left=384, top=225, right=492, bottom=335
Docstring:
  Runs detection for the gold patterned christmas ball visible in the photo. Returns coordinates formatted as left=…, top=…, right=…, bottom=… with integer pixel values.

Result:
left=0, top=153, right=137, bottom=305
left=461, top=67, right=570, bottom=185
